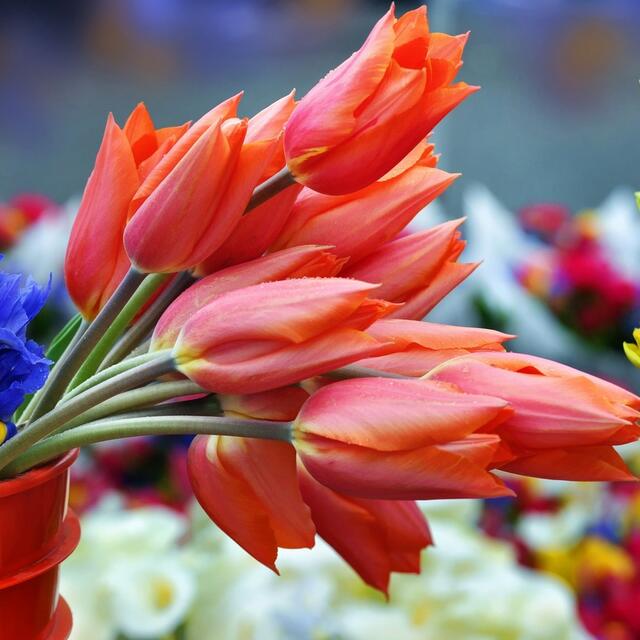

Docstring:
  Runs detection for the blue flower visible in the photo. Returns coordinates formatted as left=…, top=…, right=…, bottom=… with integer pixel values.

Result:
left=0, top=266, right=50, bottom=444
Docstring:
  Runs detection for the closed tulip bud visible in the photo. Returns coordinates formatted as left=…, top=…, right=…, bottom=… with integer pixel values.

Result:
left=356, top=319, right=513, bottom=376
left=65, top=114, right=139, bottom=319
left=188, top=386, right=315, bottom=570
left=64, top=99, right=229, bottom=319
left=427, top=352, right=640, bottom=481
left=343, top=219, right=477, bottom=319
left=152, top=246, right=346, bottom=350
left=170, top=278, right=397, bottom=394
left=293, top=377, right=514, bottom=500
left=272, top=143, right=457, bottom=263
left=284, top=5, right=476, bottom=195
left=125, top=93, right=297, bottom=274
left=298, top=466, right=431, bottom=595
left=196, top=93, right=302, bottom=273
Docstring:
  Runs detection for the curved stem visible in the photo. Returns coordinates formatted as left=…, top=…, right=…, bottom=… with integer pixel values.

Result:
left=0, top=353, right=175, bottom=472
left=99, top=271, right=194, bottom=370
left=17, top=317, right=89, bottom=426
left=128, top=339, right=152, bottom=359
left=2, top=415, right=292, bottom=477
left=61, top=380, right=208, bottom=432
left=113, top=396, right=222, bottom=420
left=69, top=273, right=170, bottom=389
left=61, top=352, right=161, bottom=402
left=28, top=268, right=146, bottom=421
left=244, top=167, right=296, bottom=214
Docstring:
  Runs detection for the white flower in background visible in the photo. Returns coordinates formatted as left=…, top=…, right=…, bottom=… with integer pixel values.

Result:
left=63, top=496, right=192, bottom=640
left=63, top=497, right=591, bottom=640
left=79, top=493, right=187, bottom=558
left=106, top=555, right=196, bottom=639
left=516, top=504, right=592, bottom=551
left=596, top=187, right=640, bottom=280
left=5, top=196, right=77, bottom=280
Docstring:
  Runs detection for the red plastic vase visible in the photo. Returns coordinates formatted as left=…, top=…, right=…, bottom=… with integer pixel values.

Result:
left=0, top=449, right=80, bottom=639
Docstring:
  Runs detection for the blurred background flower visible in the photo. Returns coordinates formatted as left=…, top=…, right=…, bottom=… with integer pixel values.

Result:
left=61, top=496, right=591, bottom=640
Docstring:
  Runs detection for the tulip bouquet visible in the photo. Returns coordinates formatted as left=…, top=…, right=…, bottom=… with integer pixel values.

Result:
left=1, top=4, right=639, bottom=597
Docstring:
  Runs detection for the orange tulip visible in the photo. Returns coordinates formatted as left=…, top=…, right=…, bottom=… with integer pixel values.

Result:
left=189, top=433, right=315, bottom=571
left=298, top=466, right=431, bottom=595
left=427, top=352, right=640, bottom=481
left=271, top=142, right=457, bottom=263
left=196, top=182, right=303, bottom=274
left=343, top=219, right=477, bottom=319
left=64, top=98, right=233, bottom=319
left=65, top=104, right=189, bottom=319
left=356, top=319, right=513, bottom=376
left=293, top=377, right=513, bottom=500
left=124, top=93, right=297, bottom=273
left=189, top=386, right=313, bottom=570
left=191, top=385, right=431, bottom=591
left=194, top=93, right=301, bottom=274
left=152, top=246, right=345, bottom=350
left=170, top=278, right=397, bottom=394
left=284, top=5, right=475, bottom=195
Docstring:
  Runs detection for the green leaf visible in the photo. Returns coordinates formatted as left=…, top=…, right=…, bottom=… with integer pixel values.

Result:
left=46, top=313, right=83, bottom=362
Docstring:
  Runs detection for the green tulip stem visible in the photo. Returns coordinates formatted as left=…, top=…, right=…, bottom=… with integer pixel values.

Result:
left=17, top=317, right=89, bottom=426
left=68, top=272, right=170, bottom=389
left=244, top=167, right=296, bottom=214
left=60, top=379, right=207, bottom=432
left=99, top=271, right=195, bottom=370
left=27, top=268, right=147, bottom=421
left=2, top=415, right=292, bottom=477
left=60, top=352, right=162, bottom=402
left=0, top=352, right=175, bottom=472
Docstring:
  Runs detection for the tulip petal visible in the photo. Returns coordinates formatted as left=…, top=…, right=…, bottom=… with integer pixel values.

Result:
left=500, top=445, right=636, bottom=482
left=292, top=82, right=475, bottom=195
left=298, top=467, right=431, bottom=595
left=458, top=351, right=640, bottom=411
left=199, top=183, right=303, bottom=273
left=65, top=114, right=139, bottom=319
left=154, top=248, right=347, bottom=349
left=178, top=326, right=395, bottom=395
left=295, top=377, right=512, bottom=451
left=298, top=434, right=512, bottom=500
left=285, top=8, right=396, bottom=166
left=274, top=167, right=458, bottom=262
left=392, top=6, right=430, bottom=69
left=365, top=319, right=513, bottom=351
left=123, top=102, right=158, bottom=165
left=125, top=119, right=247, bottom=272
left=389, top=259, right=477, bottom=319
left=356, top=319, right=511, bottom=376
left=429, top=358, right=638, bottom=448
left=129, top=93, right=241, bottom=217
left=220, top=386, right=310, bottom=422
left=175, top=278, right=381, bottom=353
left=188, top=435, right=315, bottom=571
left=343, top=219, right=471, bottom=303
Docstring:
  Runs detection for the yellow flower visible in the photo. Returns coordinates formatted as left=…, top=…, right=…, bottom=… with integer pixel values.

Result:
left=575, top=537, right=634, bottom=584
left=623, top=328, right=640, bottom=368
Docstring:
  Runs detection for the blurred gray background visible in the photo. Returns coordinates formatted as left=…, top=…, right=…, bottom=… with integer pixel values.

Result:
left=1, top=0, right=639, bottom=212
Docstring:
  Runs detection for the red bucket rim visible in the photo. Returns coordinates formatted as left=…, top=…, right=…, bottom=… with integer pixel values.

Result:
left=38, top=596, right=73, bottom=640
left=0, top=510, right=81, bottom=589
left=0, top=449, right=78, bottom=498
